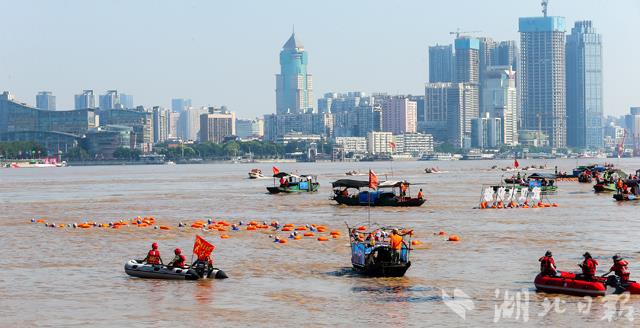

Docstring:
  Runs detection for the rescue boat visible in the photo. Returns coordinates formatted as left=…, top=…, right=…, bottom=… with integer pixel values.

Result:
left=534, top=272, right=605, bottom=296
left=535, top=272, right=640, bottom=296
left=124, top=259, right=228, bottom=280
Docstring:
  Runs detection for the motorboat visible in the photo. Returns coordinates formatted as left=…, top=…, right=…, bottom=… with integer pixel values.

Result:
left=124, top=259, right=227, bottom=280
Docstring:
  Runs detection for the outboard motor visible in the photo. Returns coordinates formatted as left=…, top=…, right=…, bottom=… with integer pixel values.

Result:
left=606, top=275, right=626, bottom=294
left=193, top=260, right=207, bottom=278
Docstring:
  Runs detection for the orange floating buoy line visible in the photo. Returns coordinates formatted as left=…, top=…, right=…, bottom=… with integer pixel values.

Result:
left=29, top=216, right=351, bottom=244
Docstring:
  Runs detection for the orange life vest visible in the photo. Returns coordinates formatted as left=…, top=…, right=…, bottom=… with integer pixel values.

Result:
left=390, top=234, right=403, bottom=250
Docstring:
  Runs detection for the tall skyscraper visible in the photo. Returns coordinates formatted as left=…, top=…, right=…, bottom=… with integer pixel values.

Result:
left=519, top=10, right=567, bottom=148
left=493, top=41, right=519, bottom=69
left=428, top=44, right=455, bottom=83
left=425, top=83, right=478, bottom=148
left=99, top=90, right=120, bottom=110
left=120, top=94, right=134, bottom=109
left=381, top=96, right=417, bottom=135
left=178, top=106, right=208, bottom=141
left=171, top=98, right=192, bottom=113
left=75, top=90, right=96, bottom=109
left=276, top=32, right=314, bottom=114
left=566, top=20, right=603, bottom=149
left=454, top=38, right=480, bottom=84
left=36, top=91, right=56, bottom=111
left=152, top=106, right=170, bottom=144
left=482, top=66, right=518, bottom=146
left=477, top=37, right=496, bottom=86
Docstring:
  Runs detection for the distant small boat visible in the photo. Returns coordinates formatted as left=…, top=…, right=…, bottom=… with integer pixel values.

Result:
left=332, top=179, right=425, bottom=207
left=267, top=172, right=319, bottom=194
left=345, top=170, right=359, bottom=176
left=248, top=168, right=263, bottom=179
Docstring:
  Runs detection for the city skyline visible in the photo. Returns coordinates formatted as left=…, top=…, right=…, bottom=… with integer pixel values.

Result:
left=0, top=0, right=639, bottom=117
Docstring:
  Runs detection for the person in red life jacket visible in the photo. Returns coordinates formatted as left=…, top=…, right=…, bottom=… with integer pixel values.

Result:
left=168, top=248, right=186, bottom=268
left=603, top=254, right=630, bottom=290
left=578, top=252, right=598, bottom=281
left=616, top=178, right=624, bottom=194
left=417, top=188, right=424, bottom=200
left=143, top=242, right=163, bottom=265
left=539, top=250, right=557, bottom=276
left=279, top=177, right=285, bottom=187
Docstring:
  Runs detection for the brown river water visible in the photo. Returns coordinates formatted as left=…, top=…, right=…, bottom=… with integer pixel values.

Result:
left=1, top=159, right=640, bottom=327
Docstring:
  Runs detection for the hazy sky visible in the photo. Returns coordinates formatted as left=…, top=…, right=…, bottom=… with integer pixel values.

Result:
left=1, top=0, right=639, bottom=118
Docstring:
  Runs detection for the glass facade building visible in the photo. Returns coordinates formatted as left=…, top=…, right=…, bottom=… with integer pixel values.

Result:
left=276, top=33, right=314, bottom=114
left=566, top=20, right=603, bottom=149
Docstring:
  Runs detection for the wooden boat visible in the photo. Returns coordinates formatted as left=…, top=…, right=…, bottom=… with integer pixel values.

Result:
left=331, top=179, right=425, bottom=207
left=613, top=179, right=640, bottom=201
left=347, top=225, right=412, bottom=277
left=267, top=172, right=320, bottom=194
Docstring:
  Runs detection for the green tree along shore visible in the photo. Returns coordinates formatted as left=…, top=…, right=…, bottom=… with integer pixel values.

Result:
left=0, top=141, right=47, bottom=159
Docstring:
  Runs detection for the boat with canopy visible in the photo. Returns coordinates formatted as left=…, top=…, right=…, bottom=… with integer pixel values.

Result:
left=331, top=179, right=425, bottom=207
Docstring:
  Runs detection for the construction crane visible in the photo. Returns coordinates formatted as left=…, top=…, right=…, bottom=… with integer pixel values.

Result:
left=542, top=0, right=549, bottom=17
left=449, top=28, right=481, bottom=39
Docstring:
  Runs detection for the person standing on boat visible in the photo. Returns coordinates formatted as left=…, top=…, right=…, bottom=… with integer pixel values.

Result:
left=417, top=189, right=424, bottom=200
left=400, top=183, right=408, bottom=199
left=168, top=248, right=186, bottom=268
left=143, top=242, right=163, bottom=265
left=603, top=254, right=630, bottom=290
left=390, top=229, right=408, bottom=263
left=538, top=250, right=557, bottom=276
left=578, top=252, right=598, bottom=281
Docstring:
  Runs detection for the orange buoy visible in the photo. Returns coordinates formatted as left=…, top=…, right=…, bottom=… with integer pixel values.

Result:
left=249, top=220, right=258, bottom=226
left=295, top=226, right=307, bottom=231
left=294, top=235, right=302, bottom=240
left=36, top=219, right=46, bottom=223
left=159, top=226, right=171, bottom=230
left=281, top=227, right=293, bottom=231
left=332, top=234, right=339, bottom=239
left=303, top=232, right=315, bottom=237
left=78, top=224, right=91, bottom=229
left=220, top=235, right=230, bottom=239
left=448, top=235, right=460, bottom=242
left=552, top=203, right=558, bottom=207
left=357, top=226, right=366, bottom=231
left=438, top=230, right=446, bottom=236
left=139, top=223, right=149, bottom=227
left=279, top=239, right=287, bottom=244
left=283, top=223, right=294, bottom=228
left=246, top=225, right=257, bottom=231
left=217, top=227, right=227, bottom=232
left=411, top=240, right=422, bottom=246
left=317, top=236, right=329, bottom=241
left=330, top=231, right=341, bottom=235
left=480, top=201, right=487, bottom=209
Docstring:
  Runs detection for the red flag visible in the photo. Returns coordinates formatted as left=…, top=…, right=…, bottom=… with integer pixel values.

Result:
left=389, top=141, right=396, bottom=150
left=514, top=158, right=519, bottom=169
left=193, top=235, right=215, bottom=260
left=272, top=166, right=279, bottom=175
left=368, top=170, right=378, bottom=189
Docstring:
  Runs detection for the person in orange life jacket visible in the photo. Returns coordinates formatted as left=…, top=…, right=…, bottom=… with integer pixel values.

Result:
left=603, top=254, right=630, bottom=282
left=168, top=248, right=186, bottom=268
left=417, top=189, right=424, bottom=200
left=617, top=178, right=624, bottom=193
left=389, top=229, right=408, bottom=262
left=578, top=252, right=598, bottom=281
left=400, top=183, right=408, bottom=198
left=144, top=242, right=163, bottom=265
left=539, top=250, right=558, bottom=276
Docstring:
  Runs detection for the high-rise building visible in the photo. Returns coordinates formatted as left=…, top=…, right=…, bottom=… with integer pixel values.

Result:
left=566, top=20, right=603, bottom=149
left=428, top=44, right=455, bottom=83
left=625, top=107, right=640, bottom=153
left=199, top=108, right=236, bottom=144
left=276, top=32, right=314, bottom=114
left=75, top=90, right=96, bottom=109
left=424, top=83, right=478, bottom=148
left=482, top=66, right=518, bottom=146
left=454, top=38, right=480, bottom=84
left=152, top=106, right=169, bottom=144
left=493, top=41, right=519, bottom=69
left=236, top=118, right=264, bottom=140
left=366, top=131, right=394, bottom=154
left=171, top=98, right=192, bottom=113
left=99, top=107, right=153, bottom=146
left=99, top=90, right=120, bottom=110
left=381, top=96, right=417, bottom=135
left=177, top=106, right=207, bottom=141
left=471, top=113, right=502, bottom=149
left=36, top=91, right=56, bottom=111
left=168, top=111, right=180, bottom=140
left=477, top=37, right=496, bottom=85
left=519, top=13, right=567, bottom=148
left=394, top=133, right=434, bottom=155
left=119, top=94, right=134, bottom=109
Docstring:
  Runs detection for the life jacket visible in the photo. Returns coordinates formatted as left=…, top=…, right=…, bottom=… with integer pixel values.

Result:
left=147, top=250, right=160, bottom=264
left=582, top=258, right=597, bottom=275
left=612, top=260, right=630, bottom=280
left=617, top=180, right=624, bottom=188
left=539, top=256, right=556, bottom=274
left=390, top=234, right=403, bottom=250
left=174, top=255, right=186, bottom=268
left=417, top=191, right=424, bottom=199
